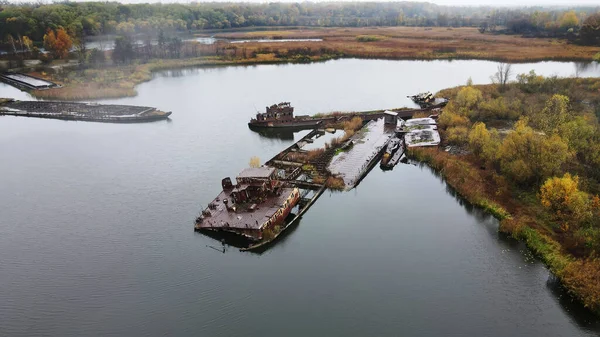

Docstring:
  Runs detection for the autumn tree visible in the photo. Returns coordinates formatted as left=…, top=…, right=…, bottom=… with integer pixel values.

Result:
left=43, top=27, right=73, bottom=59
left=530, top=94, right=571, bottom=134
left=452, top=86, right=483, bottom=117
left=497, top=119, right=570, bottom=184
left=249, top=156, right=261, bottom=168
left=558, top=115, right=597, bottom=158
left=540, top=173, right=591, bottom=231
left=468, top=122, right=502, bottom=164
left=21, top=36, right=33, bottom=54
left=446, top=126, right=469, bottom=145
left=559, top=11, right=580, bottom=30
left=468, top=122, right=489, bottom=156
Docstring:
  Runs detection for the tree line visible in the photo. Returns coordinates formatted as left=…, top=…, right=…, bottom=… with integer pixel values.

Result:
left=1, top=2, right=599, bottom=45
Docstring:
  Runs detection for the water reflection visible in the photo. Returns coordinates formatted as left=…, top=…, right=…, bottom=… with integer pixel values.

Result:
left=547, top=276, right=600, bottom=331
left=412, top=159, right=600, bottom=325
left=251, top=128, right=296, bottom=140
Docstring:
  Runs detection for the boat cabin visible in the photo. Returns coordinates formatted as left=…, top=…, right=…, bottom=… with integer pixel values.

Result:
left=384, top=110, right=398, bottom=125
left=224, top=167, right=279, bottom=204
left=254, top=102, right=294, bottom=122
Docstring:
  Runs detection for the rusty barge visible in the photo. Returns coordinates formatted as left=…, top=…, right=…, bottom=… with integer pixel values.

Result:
left=195, top=167, right=303, bottom=243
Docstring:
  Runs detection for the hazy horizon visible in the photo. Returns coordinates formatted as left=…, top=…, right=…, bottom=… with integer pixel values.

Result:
left=8, top=0, right=600, bottom=8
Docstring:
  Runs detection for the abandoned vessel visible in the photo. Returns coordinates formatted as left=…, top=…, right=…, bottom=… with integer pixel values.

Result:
left=408, top=92, right=449, bottom=109
left=195, top=167, right=300, bottom=243
left=248, top=102, right=325, bottom=130
left=380, top=136, right=405, bottom=170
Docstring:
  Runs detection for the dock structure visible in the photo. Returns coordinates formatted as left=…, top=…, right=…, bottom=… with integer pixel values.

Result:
left=328, top=118, right=394, bottom=189
left=0, top=73, right=60, bottom=90
left=203, top=104, right=448, bottom=251
left=0, top=100, right=171, bottom=123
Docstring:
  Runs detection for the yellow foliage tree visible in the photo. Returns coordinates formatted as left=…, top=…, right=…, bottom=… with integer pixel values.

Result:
left=249, top=156, right=261, bottom=168
left=560, top=11, right=580, bottom=30
left=535, top=94, right=571, bottom=134
left=498, top=118, right=570, bottom=184
left=22, top=36, right=33, bottom=52
left=438, top=110, right=470, bottom=128
left=468, top=122, right=490, bottom=156
left=446, top=126, right=469, bottom=145
left=540, top=173, right=591, bottom=231
left=455, top=86, right=483, bottom=112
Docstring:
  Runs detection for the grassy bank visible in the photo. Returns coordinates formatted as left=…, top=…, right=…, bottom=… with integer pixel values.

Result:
left=30, top=55, right=325, bottom=100
left=26, top=26, right=599, bottom=100
left=213, top=27, right=600, bottom=62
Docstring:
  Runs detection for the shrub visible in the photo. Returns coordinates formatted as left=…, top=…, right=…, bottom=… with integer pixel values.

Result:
left=446, top=126, right=469, bottom=145
left=438, top=111, right=470, bottom=128
left=455, top=86, right=483, bottom=111
left=326, top=176, right=346, bottom=190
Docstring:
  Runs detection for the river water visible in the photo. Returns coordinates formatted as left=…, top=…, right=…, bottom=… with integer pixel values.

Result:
left=1, top=59, right=600, bottom=336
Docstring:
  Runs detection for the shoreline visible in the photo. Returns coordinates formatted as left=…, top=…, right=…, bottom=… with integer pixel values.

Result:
left=23, top=54, right=599, bottom=101
left=408, top=147, right=600, bottom=316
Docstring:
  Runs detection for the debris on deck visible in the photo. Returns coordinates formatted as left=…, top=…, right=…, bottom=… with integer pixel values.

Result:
left=195, top=167, right=301, bottom=242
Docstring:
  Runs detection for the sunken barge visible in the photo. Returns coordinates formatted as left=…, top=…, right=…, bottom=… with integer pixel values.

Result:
left=195, top=167, right=301, bottom=243
left=0, top=99, right=171, bottom=123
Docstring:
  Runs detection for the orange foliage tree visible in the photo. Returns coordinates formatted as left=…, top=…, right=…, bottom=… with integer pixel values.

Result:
left=43, top=27, right=73, bottom=59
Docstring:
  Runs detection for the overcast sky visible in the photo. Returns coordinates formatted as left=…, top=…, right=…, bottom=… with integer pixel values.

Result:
left=12, top=0, right=600, bottom=6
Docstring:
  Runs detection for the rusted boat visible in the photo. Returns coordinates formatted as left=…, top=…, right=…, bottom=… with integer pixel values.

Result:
left=195, top=167, right=300, bottom=243
left=248, top=102, right=329, bottom=131
left=408, top=92, right=449, bottom=109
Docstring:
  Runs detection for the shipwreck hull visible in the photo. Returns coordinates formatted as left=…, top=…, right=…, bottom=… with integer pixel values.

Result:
left=248, top=119, right=326, bottom=131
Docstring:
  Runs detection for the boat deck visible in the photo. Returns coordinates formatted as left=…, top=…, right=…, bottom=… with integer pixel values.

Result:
left=197, top=187, right=295, bottom=231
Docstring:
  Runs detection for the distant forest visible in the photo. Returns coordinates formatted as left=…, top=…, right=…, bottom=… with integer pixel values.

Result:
left=1, top=1, right=600, bottom=43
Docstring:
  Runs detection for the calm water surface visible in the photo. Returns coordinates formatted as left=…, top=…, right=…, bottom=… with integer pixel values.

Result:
left=1, top=59, right=600, bottom=336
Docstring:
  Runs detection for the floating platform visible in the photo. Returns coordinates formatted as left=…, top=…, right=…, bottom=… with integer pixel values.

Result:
left=0, top=73, right=60, bottom=90
left=0, top=100, right=171, bottom=123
